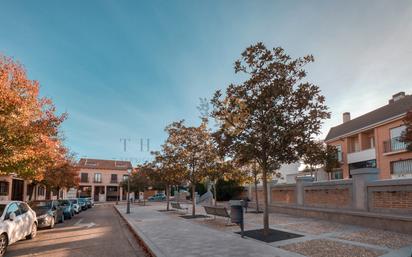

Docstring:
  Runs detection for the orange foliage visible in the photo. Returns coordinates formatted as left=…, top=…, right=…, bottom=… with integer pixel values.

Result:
left=0, top=55, right=67, bottom=180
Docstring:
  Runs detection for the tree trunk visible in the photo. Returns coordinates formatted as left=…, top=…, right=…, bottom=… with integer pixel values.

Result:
left=166, top=184, right=170, bottom=211
left=262, top=168, right=269, bottom=236
left=254, top=174, right=259, bottom=212
left=214, top=180, right=217, bottom=206
left=191, top=183, right=196, bottom=217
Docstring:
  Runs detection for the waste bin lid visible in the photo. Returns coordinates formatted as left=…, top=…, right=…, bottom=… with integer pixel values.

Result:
left=229, top=200, right=244, bottom=206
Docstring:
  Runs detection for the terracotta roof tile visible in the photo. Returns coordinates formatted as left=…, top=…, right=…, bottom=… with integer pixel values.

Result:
left=77, top=158, right=133, bottom=170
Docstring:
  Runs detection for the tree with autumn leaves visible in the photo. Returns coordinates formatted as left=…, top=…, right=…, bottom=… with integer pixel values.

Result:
left=401, top=110, right=412, bottom=151
left=0, top=55, right=77, bottom=192
left=163, top=120, right=218, bottom=216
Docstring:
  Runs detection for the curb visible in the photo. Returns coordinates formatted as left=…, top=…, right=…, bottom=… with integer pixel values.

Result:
left=113, top=205, right=166, bottom=257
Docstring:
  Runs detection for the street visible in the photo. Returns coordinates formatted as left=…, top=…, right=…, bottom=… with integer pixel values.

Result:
left=6, top=204, right=148, bottom=257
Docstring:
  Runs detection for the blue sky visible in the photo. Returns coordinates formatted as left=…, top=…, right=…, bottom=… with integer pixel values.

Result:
left=1, top=1, right=412, bottom=164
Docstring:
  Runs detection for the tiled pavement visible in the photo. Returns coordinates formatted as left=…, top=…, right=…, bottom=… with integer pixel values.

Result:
left=115, top=203, right=412, bottom=257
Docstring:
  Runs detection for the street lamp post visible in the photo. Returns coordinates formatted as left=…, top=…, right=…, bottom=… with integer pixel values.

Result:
left=126, top=168, right=132, bottom=214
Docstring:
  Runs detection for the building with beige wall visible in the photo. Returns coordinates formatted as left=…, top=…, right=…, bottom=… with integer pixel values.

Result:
left=325, top=92, right=412, bottom=180
left=0, top=174, right=65, bottom=202
left=76, top=158, right=133, bottom=202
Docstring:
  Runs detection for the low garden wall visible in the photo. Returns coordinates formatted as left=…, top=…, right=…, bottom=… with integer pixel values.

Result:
left=247, top=168, right=412, bottom=233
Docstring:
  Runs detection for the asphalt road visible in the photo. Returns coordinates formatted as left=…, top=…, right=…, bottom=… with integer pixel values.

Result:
left=6, top=204, right=148, bottom=257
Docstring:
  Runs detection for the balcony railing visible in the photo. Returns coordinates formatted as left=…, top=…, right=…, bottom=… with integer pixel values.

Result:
left=110, top=180, right=118, bottom=184
left=93, top=180, right=102, bottom=183
left=80, top=179, right=89, bottom=183
left=347, top=148, right=376, bottom=164
left=384, top=137, right=407, bottom=153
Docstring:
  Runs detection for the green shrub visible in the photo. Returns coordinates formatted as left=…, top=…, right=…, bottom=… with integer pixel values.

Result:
left=215, top=179, right=244, bottom=201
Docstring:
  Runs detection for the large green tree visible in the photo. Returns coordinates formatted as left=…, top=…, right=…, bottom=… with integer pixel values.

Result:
left=211, top=42, right=330, bottom=235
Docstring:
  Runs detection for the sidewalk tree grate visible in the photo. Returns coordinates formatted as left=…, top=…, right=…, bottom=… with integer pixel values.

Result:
left=236, top=228, right=303, bottom=243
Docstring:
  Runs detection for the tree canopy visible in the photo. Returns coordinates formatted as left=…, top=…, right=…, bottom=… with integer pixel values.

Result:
left=0, top=54, right=68, bottom=180
left=211, top=42, right=330, bottom=235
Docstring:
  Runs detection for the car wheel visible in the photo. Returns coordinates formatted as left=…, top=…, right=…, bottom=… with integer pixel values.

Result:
left=26, top=223, right=37, bottom=239
left=50, top=217, right=55, bottom=229
left=68, top=213, right=72, bottom=219
left=0, top=233, right=8, bottom=257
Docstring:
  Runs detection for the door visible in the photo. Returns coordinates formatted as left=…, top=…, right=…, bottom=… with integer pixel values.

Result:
left=18, top=203, right=32, bottom=236
left=4, top=203, right=23, bottom=244
left=11, top=179, right=24, bottom=201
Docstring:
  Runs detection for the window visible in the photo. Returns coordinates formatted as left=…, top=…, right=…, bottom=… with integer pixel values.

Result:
left=80, top=173, right=89, bottom=183
left=123, top=175, right=128, bottom=182
left=111, top=174, right=118, bottom=183
left=37, top=186, right=45, bottom=196
left=388, top=126, right=407, bottom=152
left=390, top=125, right=406, bottom=139
left=94, top=173, right=102, bottom=183
left=5, top=203, right=20, bottom=219
left=336, top=145, right=342, bottom=162
left=19, top=203, right=29, bottom=214
left=391, top=159, right=412, bottom=177
left=0, top=182, right=9, bottom=196
left=331, top=169, right=343, bottom=180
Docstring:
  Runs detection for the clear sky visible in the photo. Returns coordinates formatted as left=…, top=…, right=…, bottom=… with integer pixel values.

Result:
left=1, top=0, right=412, bottom=164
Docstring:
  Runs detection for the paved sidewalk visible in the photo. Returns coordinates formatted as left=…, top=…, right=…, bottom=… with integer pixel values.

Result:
left=115, top=204, right=300, bottom=257
left=115, top=203, right=412, bottom=257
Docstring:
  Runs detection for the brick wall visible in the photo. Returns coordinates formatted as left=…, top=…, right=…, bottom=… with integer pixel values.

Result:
left=304, top=187, right=352, bottom=209
left=271, top=187, right=295, bottom=204
left=367, top=180, right=412, bottom=215
left=250, top=187, right=265, bottom=205
left=372, top=191, right=412, bottom=209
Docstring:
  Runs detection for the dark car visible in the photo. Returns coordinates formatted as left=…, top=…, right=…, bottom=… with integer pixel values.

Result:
left=29, top=200, right=64, bottom=229
left=78, top=198, right=87, bottom=210
left=58, top=200, right=75, bottom=219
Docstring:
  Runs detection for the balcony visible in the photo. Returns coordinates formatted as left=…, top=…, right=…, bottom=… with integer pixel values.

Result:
left=93, top=180, right=102, bottom=184
left=110, top=180, right=118, bottom=184
left=384, top=137, right=407, bottom=154
left=347, top=148, right=376, bottom=164
left=80, top=179, right=89, bottom=183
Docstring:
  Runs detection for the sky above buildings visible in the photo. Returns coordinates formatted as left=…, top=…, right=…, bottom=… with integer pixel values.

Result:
left=1, top=0, right=412, bottom=163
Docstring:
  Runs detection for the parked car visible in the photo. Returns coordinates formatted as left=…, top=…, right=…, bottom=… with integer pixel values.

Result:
left=148, top=193, right=166, bottom=201
left=29, top=200, right=64, bottom=229
left=77, top=198, right=87, bottom=211
left=0, top=201, right=38, bottom=257
left=85, top=198, right=92, bottom=209
left=69, top=199, right=81, bottom=214
left=58, top=200, right=75, bottom=219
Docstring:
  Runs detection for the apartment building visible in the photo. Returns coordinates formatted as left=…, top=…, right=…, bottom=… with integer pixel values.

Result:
left=76, top=158, right=133, bottom=202
left=325, top=92, right=412, bottom=180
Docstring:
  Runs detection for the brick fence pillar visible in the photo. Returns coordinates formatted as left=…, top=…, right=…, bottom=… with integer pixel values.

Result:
left=296, top=176, right=314, bottom=206
left=351, top=168, right=379, bottom=211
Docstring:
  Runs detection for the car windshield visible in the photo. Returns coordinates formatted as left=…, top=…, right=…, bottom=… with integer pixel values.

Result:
left=30, top=201, right=52, bottom=210
left=70, top=199, right=77, bottom=204
left=58, top=200, right=70, bottom=206
left=0, top=204, right=6, bottom=216
left=78, top=198, right=85, bottom=203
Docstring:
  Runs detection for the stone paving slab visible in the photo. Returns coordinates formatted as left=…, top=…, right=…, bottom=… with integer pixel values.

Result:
left=115, top=204, right=301, bottom=257
left=115, top=203, right=412, bottom=257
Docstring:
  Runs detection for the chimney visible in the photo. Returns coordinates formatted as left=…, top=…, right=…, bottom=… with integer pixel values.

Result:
left=343, top=112, right=351, bottom=123
left=389, top=92, right=405, bottom=104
